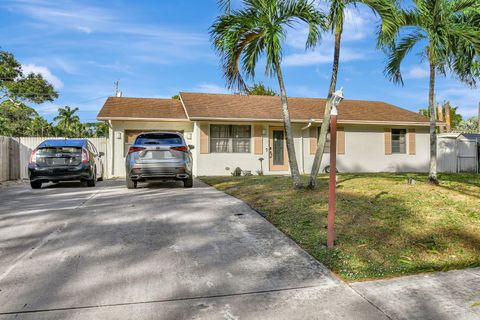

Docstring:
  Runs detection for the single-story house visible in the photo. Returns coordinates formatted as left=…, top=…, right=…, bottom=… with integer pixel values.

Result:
left=97, top=92, right=434, bottom=177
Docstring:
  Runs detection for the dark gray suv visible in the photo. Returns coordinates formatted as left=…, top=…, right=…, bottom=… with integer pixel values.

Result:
left=125, top=132, right=193, bottom=189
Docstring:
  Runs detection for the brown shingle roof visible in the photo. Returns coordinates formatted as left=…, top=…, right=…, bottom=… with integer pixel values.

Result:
left=179, top=92, right=430, bottom=124
left=96, top=93, right=430, bottom=125
left=97, top=97, right=187, bottom=120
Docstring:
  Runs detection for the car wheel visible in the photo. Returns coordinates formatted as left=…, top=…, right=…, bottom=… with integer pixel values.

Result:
left=183, top=176, right=193, bottom=188
left=30, top=181, right=42, bottom=189
left=126, top=178, right=137, bottom=189
left=97, top=169, right=104, bottom=181
left=86, top=169, right=96, bottom=187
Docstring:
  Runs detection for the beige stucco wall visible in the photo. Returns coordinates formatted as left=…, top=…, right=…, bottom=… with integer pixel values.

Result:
left=303, top=124, right=430, bottom=173
left=193, top=122, right=304, bottom=176
left=108, top=120, right=430, bottom=177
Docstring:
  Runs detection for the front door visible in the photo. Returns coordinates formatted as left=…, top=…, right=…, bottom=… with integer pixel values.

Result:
left=269, top=127, right=289, bottom=171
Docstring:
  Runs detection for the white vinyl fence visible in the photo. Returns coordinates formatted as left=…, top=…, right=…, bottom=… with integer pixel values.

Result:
left=0, top=137, right=109, bottom=182
left=437, top=136, right=479, bottom=173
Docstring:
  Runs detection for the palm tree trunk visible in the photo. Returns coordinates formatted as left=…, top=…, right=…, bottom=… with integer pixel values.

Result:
left=428, top=59, right=439, bottom=184
left=308, top=31, right=342, bottom=189
left=275, top=60, right=303, bottom=188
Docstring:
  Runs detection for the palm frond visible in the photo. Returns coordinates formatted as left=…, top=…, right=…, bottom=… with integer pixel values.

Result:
left=384, top=31, right=424, bottom=85
left=356, top=0, right=403, bottom=47
left=327, top=0, right=346, bottom=33
left=209, top=0, right=326, bottom=91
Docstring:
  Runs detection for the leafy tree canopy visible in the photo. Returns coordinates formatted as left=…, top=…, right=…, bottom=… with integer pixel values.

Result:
left=419, top=104, right=463, bottom=129
left=457, top=116, right=479, bottom=132
left=246, top=82, right=278, bottom=96
left=0, top=50, right=58, bottom=104
left=0, top=100, right=39, bottom=136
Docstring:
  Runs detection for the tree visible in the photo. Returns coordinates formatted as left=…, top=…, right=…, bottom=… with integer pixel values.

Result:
left=246, top=82, right=278, bottom=96
left=419, top=104, right=463, bottom=129
left=71, top=121, right=87, bottom=137
left=307, top=0, right=400, bottom=189
left=0, top=50, right=58, bottom=105
left=458, top=116, right=479, bottom=132
left=54, top=106, right=80, bottom=137
left=84, top=122, right=109, bottom=137
left=0, top=50, right=58, bottom=137
left=210, top=0, right=327, bottom=188
left=28, top=115, right=53, bottom=136
left=0, top=100, right=39, bottom=136
left=383, top=0, right=480, bottom=184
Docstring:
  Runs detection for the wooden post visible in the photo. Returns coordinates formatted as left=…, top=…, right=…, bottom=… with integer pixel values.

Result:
left=437, top=105, right=444, bottom=133
left=327, top=113, right=337, bottom=248
left=444, top=102, right=451, bottom=133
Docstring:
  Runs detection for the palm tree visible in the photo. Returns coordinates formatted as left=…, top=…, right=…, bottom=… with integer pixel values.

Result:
left=307, top=0, right=400, bottom=189
left=29, top=115, right=52, bottom=136
left=54, top=106, right=80, bottom=137
left=210, top=0, right=327, bottom=188
left=384, top=0, right=480, bottom=184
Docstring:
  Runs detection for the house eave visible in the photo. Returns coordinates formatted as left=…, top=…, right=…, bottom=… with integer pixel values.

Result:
left=189, top=117, right=432, bottom=126
left=96, top=116, right=190, bottom=122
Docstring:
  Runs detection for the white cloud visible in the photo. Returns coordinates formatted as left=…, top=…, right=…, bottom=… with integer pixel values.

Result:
left=283, top=7, right=375, bottom=67
left=405, top=66, right=429, bottom=79
left=342, top=8, right=374, bottom=41
left=22, top=63, right=63, bottom=89
left=192, top=83, right=230, bottom=94
left=2, top=1, right=209, bottom=66
left=436, top=85, right=480, bottom=117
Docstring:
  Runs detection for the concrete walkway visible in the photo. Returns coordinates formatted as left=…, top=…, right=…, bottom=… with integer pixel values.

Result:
left=0, top=179, right=386, bottom=319
left=351, top=268, right=480, bottom=320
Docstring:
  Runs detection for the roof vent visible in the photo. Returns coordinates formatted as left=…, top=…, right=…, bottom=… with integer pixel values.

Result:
left=116, top=90, right=122, bottom=97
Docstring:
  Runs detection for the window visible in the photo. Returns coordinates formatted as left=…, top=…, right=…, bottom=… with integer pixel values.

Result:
left=210, top=125, right=251, bottom=153
left=392, top=129, right=407, bottom=154
left=317, top=128, right=331, bottom=153
left=135, top=133, right=183, bottom=145
left=124, top=130, right=184, bottom=156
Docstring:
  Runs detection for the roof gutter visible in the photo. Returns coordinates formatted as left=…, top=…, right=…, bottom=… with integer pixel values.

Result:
left=188, top=117, right=432, bottom=126
left=96, top=117, right=190, bottom=122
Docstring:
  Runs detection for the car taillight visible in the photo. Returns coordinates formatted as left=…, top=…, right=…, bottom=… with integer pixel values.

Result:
left=128, top=146, right=146, bottom=154
left=82, top=148, right=89, bottom=163
left=29, top=148, right=38, bottom=164
left=170, top=146, right=188, bottom=152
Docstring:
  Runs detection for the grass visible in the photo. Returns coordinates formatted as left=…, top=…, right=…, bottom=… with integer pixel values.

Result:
left=200, top=173, right=480, bottom=282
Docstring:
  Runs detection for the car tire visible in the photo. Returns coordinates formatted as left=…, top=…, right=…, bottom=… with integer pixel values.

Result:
left=86, top=169, right=96, bottom=187
left=97, top=169, right=104, bottom=182
left=183, top=176, right=193, bottom=188
left=126, top=178, right=137, bottom=189
left=30, top=181, right=42, bottom=189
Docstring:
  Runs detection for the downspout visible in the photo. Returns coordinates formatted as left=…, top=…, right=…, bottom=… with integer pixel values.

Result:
left=108, top=120, right=114, bottom=177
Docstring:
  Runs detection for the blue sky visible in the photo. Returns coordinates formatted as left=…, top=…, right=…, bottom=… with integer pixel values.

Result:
left=0, top=0, right=478, bottom=122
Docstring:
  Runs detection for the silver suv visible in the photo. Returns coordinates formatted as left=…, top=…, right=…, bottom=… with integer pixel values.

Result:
left=125, top=132, right=193, bottom=189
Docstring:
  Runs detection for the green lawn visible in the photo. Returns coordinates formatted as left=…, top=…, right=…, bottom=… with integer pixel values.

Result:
left=200, top=173, right=480, bottom=282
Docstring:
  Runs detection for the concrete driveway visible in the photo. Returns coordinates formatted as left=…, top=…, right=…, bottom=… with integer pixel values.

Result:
left=0, top=179, right=388, bottom=319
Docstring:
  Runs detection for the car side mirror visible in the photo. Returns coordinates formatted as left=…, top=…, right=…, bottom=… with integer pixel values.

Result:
left=188, top=145, right=195, bottom=150
left=99, top=151, right=105, bottom=157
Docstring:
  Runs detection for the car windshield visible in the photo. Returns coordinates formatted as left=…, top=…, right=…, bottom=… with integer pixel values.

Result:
left=37, top=147, right=82, bottom=156
left=135, top=133, right=182, bottom=145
